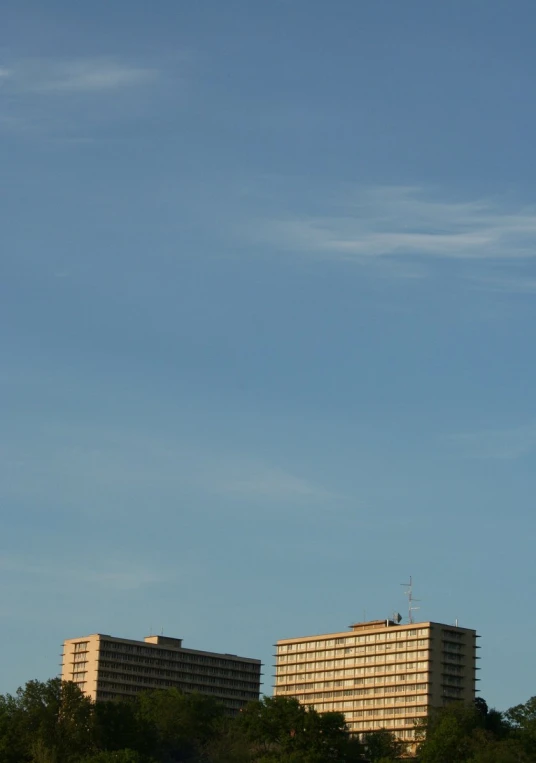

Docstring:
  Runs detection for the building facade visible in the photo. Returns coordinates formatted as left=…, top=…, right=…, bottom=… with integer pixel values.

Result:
left=274, top=619, right=479, bottom=743
left=61, top=633, right=261, bottom=713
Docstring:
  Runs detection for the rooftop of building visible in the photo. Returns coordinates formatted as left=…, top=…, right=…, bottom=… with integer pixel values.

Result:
left=275, top=618, right=477, bottom=644
left=62, top=633, right=262, bottom=664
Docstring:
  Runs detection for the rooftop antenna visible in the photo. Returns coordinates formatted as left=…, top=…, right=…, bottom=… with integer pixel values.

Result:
left=401, top=576, right=420, bottom=624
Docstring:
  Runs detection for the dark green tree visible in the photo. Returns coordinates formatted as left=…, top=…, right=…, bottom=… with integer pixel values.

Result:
left=361, top=728, right=402, bottom=761
left=0, top=679, right=93, bottom=763
left=237, top=696, right=307, bottom=757
left=79, top=751, right=146, bottom=763
left=92, top=700, right=154, bottom=757
left=203, top=715, right=252, bottom=763
left=0, top=692, right=25, bottom=763
left=236, top=696, right=355, bottom=763
left=415, top=700, right=530, bottom=763
left=416, top=701, right=485, bottom=763
left=504, top=696, right=536, bottom=758
left=135, top=688, right=224, bottom=762
left=467, top=733, right=534, bottom=763
left=472, top=698, right=511, bottom=741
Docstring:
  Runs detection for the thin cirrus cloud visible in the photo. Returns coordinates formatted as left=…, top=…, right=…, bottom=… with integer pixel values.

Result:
left=469, top=275, right=536, bottom=294
left=218, top=465, right=335, bottom=503
left=0, top=553, right=169, bottom=592
left=0, top=57, right=158, bottom=94
left=0, top=420, right=335, bottom=511
left=247, top=186, right=536, bottom=264
left=448, top=422, right=536, bottom=460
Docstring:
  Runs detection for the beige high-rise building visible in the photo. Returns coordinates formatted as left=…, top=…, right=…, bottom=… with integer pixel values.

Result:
left=61, top=633, right=261, bottom=713
left=274, top=619, right=479, bottom=744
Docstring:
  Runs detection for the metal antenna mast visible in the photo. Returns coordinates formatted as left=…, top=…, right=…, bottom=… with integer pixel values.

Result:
left=401, top=576, right=420, bottom=624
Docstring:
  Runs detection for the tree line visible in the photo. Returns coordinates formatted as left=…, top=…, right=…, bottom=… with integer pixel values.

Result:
left=1, top=678, right=536, bottom=763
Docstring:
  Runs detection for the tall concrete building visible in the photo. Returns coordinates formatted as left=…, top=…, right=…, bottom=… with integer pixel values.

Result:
left=61, top=633, right=261, bottom=713
left=274, top=619, right=479, bottom=743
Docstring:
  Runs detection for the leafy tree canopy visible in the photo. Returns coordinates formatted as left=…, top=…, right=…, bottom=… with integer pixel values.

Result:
left=361, top=729, right=403, bottom=762
left=3, top=680, right=536, bottom=763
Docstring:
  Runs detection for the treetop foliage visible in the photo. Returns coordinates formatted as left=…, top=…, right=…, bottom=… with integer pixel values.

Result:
left=416, top=697, right=536, bottom=763
left=1, top=679, right=536, bottom=763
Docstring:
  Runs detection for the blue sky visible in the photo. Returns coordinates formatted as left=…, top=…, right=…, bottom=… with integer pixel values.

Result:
left=2, top=0, right=536, bottom=711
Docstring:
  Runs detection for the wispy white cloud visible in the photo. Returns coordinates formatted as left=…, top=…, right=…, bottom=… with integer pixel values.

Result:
left=0, top=553, right=169, bottom=591
left=0, top=56, right=162, bottom=138
left=218, top=464, right=334, bottom=501
left=0, top=114, right=28, bottom=131
left=246, top=186, right=536, bottom=263
left=449, top=422, right=536, bottom=460
left=0, top=418, right=338, bottom=511
left=469, top=274, right=536, bottom=294
left=82, top=568, right=169, bottom=590
left=3, top=57, right=157, bottom=94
